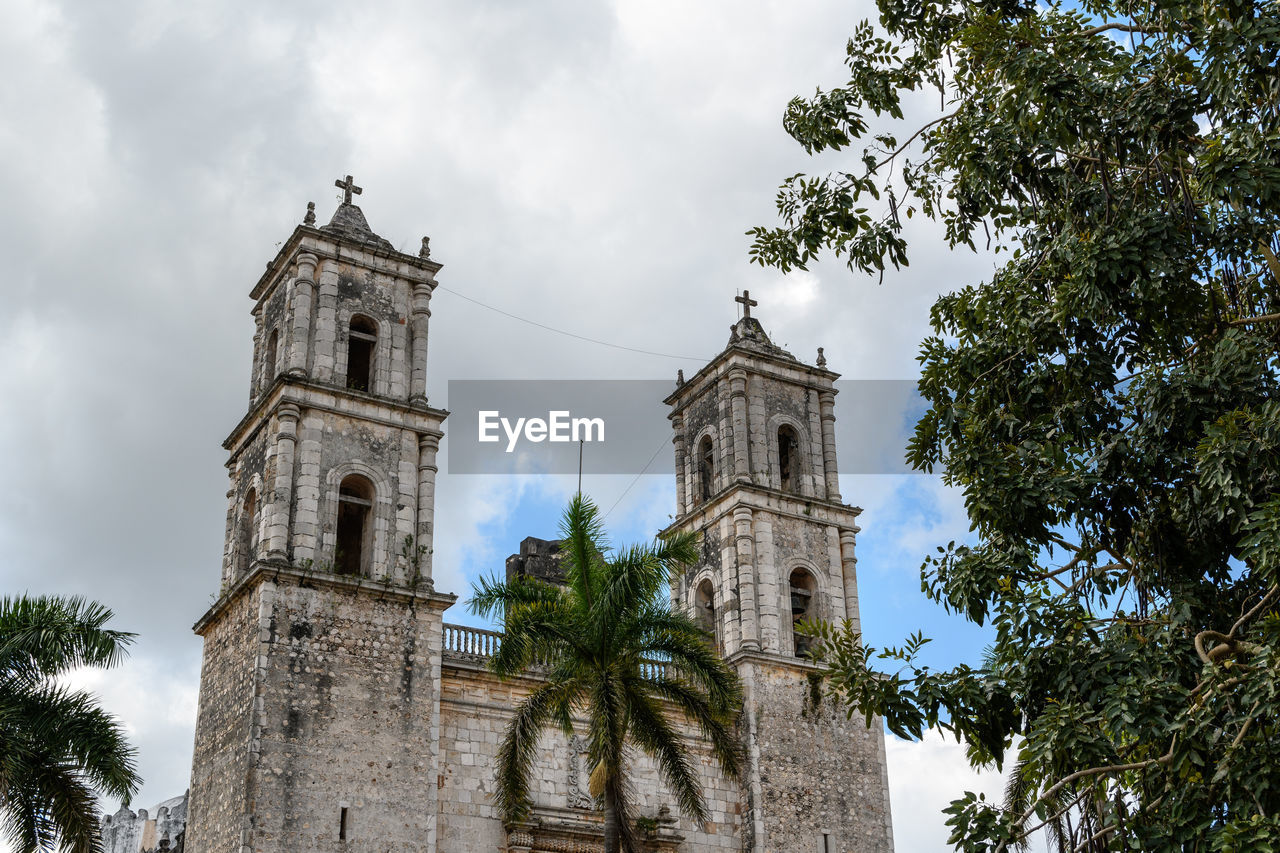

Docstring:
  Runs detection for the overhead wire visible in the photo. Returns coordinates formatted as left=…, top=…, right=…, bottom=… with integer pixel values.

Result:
left=603, top=430, right=674, bottom=522
left=435, top=285, right=710, bottom=362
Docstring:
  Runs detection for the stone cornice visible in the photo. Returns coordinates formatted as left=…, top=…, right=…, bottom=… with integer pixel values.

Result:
left=223, top=375, right=448, bottom=455
left=664, top=343, right=840, bottom=416
left=250, top=225, right=442, bottom=303
left=662, top=482, right=862, bottom=536
left=192, top=560, right=456, bottom=635
left=726, top=647, right=827, bottom=673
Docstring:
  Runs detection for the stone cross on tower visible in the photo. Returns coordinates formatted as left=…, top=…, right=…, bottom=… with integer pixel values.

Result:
left=735, top=289, right=758, bottom=319
left=335, top=174, right=363, bottom=205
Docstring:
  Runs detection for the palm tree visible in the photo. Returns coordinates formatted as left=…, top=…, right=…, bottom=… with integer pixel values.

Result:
left=469, top=495, right=743, bottom=853
left=0, top=595, right=141, bottom=853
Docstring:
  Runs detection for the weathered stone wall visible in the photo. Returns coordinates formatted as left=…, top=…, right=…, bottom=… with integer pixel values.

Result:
left=505, top=536, right=565, bottom=585
left=251, top=249, right=425, bottom=405
left=252, top=284, right=288, bottom=401
left=748, top=373, right=824, bottom=496
left=186, top=588, right=259, bottom=853
left=436, top=660, right=743, bottom=852
left=292, top=408, right=422, bottom=578
left=744, top=660, right=893, bottom=853
left=102, top=794, right=188, bottom=853
left=245, top=577, right=448, bottom=853
left=223, top=426, right=270, bottom=587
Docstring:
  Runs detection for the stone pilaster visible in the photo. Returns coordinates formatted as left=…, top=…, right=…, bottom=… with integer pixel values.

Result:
left=266, top=404, right=299, bottom=560
left=825, top=525, right=848, bottom=621
left=395, top=431, right=419, bottom=582
left=820, top=389, right=841, bottom=501
left=409, top=282, right=432, bottom=404
left=753, top=515, right=780, bottom=653
left=291, top=412, right=323, bottom=564
left=250, top=311, right=264, bottom=401
left=733, top=506, right=760, bottom=652
left=807, top=388, right=824, bottom=498
left=222, top=473, right=237, bottom=586
left=416, top=433, right=441, bottom=585
left=729, top=367, right=750, bottom=483
left=748, top=374, right=767, bottom=486
left=286, top=253, right=317, bottom=378
left=672, top=414, right=687, bottom=516
left=312, top=261, right=339, bottom=383
left=839, top=529, right=861, bottom=632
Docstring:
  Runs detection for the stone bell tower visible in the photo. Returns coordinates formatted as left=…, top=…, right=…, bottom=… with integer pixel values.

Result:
left=664, top=292, right=894, bottom=853
left=186, top=177, right=456, bottom=853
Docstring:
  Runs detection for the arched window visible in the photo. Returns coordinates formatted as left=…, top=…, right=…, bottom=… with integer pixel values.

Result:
left=264, top=329, right=279, bottom=385
left=335, top=475, right=374, bottom=576
left=789, top=568, right=817, bottom=658
left=698, top=435, right=714, bottom=502
left=346, top=315, right=377, bottom=393
left=778, top=425, right=800, bottom=494
left=237, top=489, right=258, bottom=576
left=694, top=579, right=716, bottom=637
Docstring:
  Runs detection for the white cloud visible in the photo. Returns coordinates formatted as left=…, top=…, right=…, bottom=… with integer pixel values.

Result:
left=886, top=729, right=1002, bottom=852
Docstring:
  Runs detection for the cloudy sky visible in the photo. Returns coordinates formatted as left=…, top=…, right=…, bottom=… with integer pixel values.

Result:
left=1, top=0, right=1018, bottom=849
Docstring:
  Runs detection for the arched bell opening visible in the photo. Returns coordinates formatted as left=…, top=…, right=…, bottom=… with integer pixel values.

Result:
left=335, top=475, right=375, bottom=576
left=789, top=568, right=818, bottom=658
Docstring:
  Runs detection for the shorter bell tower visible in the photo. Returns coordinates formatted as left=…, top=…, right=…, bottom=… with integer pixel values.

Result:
left=186, top=179, right=457, bottom=853
left=665, top=293, right=894, bottom=853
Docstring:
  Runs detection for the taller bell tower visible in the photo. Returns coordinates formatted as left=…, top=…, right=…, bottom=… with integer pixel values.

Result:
left=186, top=179, right=456, bottom=853
left=665, top=293, right=894, bottom=853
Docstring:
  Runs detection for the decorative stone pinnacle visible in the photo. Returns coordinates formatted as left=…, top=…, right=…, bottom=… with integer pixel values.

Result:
left=677, top=369, right=685, bottom=386
left=419, top=236, right=431, bottom=259
left=735, top=289, right=758, bottom=319
left=304, top=201, right=316, bottom=226
left=817, top=346, right=827, bottom=367
left=335, top=174, right=363, bottom=205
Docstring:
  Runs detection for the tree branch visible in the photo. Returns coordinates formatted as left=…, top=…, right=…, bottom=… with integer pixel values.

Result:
left=1073, top=22, right=1160, bottom=38
left=998, top=743, right=1175, bottom=852
left=1230, top=584, right=1279, bottom=636
left=1229, top=312, right=1280, bottom=327
left=870, top=111, right=959, bottom=174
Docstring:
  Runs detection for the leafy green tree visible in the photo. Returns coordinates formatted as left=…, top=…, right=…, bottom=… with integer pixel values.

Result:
left=753, top=0, right=1280, bottom=848
left=0, top=595, right=141, bottom=853
left=469, top=496, right=742, bottom=853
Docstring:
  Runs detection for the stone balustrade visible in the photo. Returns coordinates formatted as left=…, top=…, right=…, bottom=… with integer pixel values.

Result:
left=441, top=623, right=671, bottom=679
left=442, top=622, right=502, bottom=660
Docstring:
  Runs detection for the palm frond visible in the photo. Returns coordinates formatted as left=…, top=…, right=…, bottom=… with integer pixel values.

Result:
left=623, top=681, right=709, bottom=824
left=594, top=546, right=668, bottom=629
left=0, top=596, right=134, bottom=684
left=0, top=595, right=139, bottom=853
left=494, top=678, right=584, bottom=824
left=559, top=495, right=608, bottom=609
left=643, top=676, right=743, bottom=783
left=627, top=609, right=741, bottom=711
left=11, top=685, right=139, bottom=799
left=491, top=600, right=588, bottom=678
left=3, top=756, right=105, bottom=853
left=467, top=572, right=565, bottom=621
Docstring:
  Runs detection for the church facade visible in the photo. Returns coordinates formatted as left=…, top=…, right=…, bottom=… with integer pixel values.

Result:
left=183, top=181, right=894, bottom=853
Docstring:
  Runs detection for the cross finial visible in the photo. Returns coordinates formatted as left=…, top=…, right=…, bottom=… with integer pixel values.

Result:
left=735, top=289, right=758, bottom=319
left=334, top=174, right=363, bottom=205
